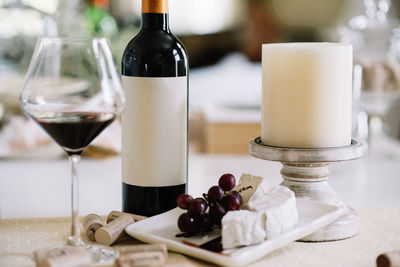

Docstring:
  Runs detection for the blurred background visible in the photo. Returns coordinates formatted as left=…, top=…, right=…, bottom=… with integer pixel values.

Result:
left=1, top=0, right=400, bottom=157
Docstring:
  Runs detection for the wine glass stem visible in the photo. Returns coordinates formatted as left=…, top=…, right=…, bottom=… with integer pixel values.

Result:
left=67, top=154, right=84, bottom=246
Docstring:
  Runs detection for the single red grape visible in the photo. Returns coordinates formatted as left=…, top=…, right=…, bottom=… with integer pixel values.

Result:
left=188, top=198, right=207, bottom=218
left=221, top=193, right=241, bottom=211
left=178, top=213, right=197, bottom=234
left=231, top=190, right=242, bottom=206
left=195, top=213, right=213, bottom=233
left=218, top=173, right=236, bottom=191
left=209, top=203, right=226, bottom=225
left=207, top=186, right=224, bottom=203
left=177, top=194, right=193, bottom=210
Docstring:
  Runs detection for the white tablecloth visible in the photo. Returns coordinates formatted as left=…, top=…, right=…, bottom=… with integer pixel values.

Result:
left=1, top=150, right=400, bottom=219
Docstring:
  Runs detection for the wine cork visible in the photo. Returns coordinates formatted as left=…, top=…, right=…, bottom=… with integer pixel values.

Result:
left=107, top=210, right=147, bottom=223
left=95, top=214, right=135, bottom=246
left=118, top=244, right=168, bottom=258
left=115, top=251, right=165, bottom=267
left=377, top=251, right=400, bottom=267
left=82, top=213, right=105, bottom=242
left=34, top=246, right=91, bottom=267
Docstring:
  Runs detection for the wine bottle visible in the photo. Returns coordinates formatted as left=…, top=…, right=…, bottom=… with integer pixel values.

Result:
left=121, top=0, right=188, bottom=217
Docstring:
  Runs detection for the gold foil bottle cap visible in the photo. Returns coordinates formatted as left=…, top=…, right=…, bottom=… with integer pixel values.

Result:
left=142, top=0, right=168, bottom=13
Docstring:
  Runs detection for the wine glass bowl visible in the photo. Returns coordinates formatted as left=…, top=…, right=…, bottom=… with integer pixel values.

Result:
left=20, top=37, right=125, bottom=263
left=21, top=38, right=124, bottom=155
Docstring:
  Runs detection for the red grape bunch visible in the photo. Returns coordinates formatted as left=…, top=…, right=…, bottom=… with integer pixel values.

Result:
left=176, top=173, right=243, bottom=237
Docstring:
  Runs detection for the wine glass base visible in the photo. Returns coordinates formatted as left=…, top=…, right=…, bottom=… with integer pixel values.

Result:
left=34, top=244, right=118, bottom=266
left=86, top=244, right=118, bottom=264
left=67, top=236, right=85, bottom=247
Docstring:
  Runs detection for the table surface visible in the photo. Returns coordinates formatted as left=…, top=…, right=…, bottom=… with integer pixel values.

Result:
left=1, top=138, right=400, bottom=266
left=1, top=207, right=399, bottom=267
left=1, top=144, right=400, bottom=219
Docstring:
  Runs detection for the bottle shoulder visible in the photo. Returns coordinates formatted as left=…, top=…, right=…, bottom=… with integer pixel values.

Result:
left=123, top=30, right=187, bottom=60
left=122, top=30, right=188, bottom=77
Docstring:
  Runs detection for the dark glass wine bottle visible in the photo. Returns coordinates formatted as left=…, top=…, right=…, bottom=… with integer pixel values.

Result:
left=121, top=0, right=188, bottom=217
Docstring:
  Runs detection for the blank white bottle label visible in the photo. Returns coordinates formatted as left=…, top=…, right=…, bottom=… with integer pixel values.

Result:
left=122, top=76, right=187, bottom=187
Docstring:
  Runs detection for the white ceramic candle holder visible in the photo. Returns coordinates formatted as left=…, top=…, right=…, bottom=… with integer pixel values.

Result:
left=249, top=137, right=363, bottom=242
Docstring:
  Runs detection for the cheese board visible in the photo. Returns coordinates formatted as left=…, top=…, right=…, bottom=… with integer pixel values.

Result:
left=125, top=198, right=345, bottom=266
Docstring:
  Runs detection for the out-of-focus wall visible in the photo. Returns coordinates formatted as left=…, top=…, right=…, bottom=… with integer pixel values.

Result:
left=1, top=0, right=400, bottom=68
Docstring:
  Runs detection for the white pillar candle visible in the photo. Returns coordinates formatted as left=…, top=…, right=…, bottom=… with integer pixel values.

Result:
left=261, top=43, right=352, bottom=148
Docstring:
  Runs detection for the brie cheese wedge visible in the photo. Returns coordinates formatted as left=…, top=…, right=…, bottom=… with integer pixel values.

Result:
left=221, top=183, right=299, bottom=249
left=247, top=185, right=299, bottom=239
left=221, top=210, right=266, bottom=250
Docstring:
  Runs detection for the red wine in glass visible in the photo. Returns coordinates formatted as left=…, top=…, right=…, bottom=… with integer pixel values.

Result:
left=33, top=112, right=115, bottom=155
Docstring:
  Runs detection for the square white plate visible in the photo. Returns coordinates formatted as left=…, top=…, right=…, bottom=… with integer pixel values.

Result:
left=125, top=199, right=345, bottom=266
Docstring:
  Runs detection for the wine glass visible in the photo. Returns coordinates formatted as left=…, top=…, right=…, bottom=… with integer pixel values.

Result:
left=20, top=38, right=125, bottom=263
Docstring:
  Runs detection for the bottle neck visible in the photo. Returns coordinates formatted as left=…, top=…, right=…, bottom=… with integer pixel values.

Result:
left=141, top=0, right=169, bottom=31
left=141, top=13, right=169, bottom=31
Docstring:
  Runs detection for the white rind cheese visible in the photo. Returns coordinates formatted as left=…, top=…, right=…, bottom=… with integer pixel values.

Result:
left=234, top=173, right=272, bottom=209
left=248, top=185, right=299, bottom=238
left=222, top=182, right=299, bottom=249
left=221, top=210, right=266, bottom=249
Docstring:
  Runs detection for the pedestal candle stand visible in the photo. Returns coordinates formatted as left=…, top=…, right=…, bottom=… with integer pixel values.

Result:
left=249, top=137, right=363, bottom=242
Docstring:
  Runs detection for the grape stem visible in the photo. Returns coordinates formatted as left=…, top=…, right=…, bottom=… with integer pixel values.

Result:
left=237, top=186, right=253, bottom=193
left=202, top=193, right=210, bottom=206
